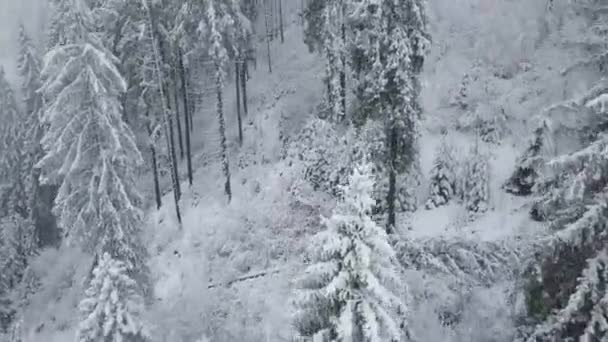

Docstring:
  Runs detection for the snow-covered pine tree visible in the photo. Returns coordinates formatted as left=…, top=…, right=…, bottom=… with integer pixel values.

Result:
left=207, top=0, right=233, bottom=202
left=38, top=0, right=146, bottom=274
left=16, top=23, right=45, bottom=246
left=503, top=122, right=549, bottom=196
left=0, top=68, right=28, bottom=220
left=294, top=159, right=410, bottom=341
left=77, top=253, right=149, bottom=342
left=463, top=143, right=490, bottom=215
left=523, top=91, right=608, bottom=341
left=348, top=0, right=429, bottom=231
left=425, top=136, right=457, bottom=209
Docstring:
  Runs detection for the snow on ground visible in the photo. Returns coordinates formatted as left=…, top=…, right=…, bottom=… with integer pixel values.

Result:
left=16, top=4, right=558, bottom=341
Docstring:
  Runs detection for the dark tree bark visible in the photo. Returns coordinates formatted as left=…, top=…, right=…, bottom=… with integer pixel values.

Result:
left=264, top=0, right=273, bottom=73
left=387, top=125, right=397, bottom=234
left=340, top=20, right=346, bottom=120
left=173, top=66, right=185, bottom=160
left=241, top=60, right=249, bottom=117
left=145, top=108, right=162, bottom=210
left=235, top=61, right=243, bottom=146
left=178, top=48, right=193, bottom=186
left=278, top=0, right=284, bottom=43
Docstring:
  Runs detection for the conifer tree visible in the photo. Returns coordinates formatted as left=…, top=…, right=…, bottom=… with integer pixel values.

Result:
left=294, top=160, right=410, bottom=341
left=77, top=253, right=149, bottom=342
left=38, top=0, right=146, bottom=272
left=463, top=143, right=490, bottom=215
left=425, top=137, right=457, bottom=209
left=503, top=123, right=549, bottom=196
left=16, top=23, right=45, bottom=245
left=0, top=69, right=28, bottom=220
left=207, top=0, right=233, bottom=201
left=349, top=0, right=429, bottom=231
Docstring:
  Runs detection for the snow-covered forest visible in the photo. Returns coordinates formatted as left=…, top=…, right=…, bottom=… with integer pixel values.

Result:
left=0, top=0, right=606, bottom=341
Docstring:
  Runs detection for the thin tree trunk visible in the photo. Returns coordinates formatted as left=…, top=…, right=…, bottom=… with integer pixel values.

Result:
left=264, top=0, right=273, bottom=73
left=387, top=125, right=396, bottom=234
left=143, top=0, right=181, bottom=223
left=145, top=108, right=162, bottom=210
left=216, top=77, right=232, bottom=202
left=173, top=66, right=185, bottom=160
left=241, top=60, right=248, bottom=117
left=235, top=61, right=243, bottom=146
left=178, top=48, right=193, bottom=186
left=340, top=20, right=346, bottom=121
left=278, top=0, right=284, bottom=43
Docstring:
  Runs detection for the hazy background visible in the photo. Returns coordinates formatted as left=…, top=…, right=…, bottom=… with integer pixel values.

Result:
left=0, top=0, right=47, bottom=82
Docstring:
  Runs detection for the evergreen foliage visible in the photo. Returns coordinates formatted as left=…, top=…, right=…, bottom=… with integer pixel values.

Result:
left=294, top=160, right=410, bottom=341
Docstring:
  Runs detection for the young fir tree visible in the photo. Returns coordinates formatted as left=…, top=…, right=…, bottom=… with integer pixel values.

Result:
left=348, top=0, right=429, bottom=231
left=503, top=122, right=549, bottom=197
left=38, top=0, right=146, bottom=273
left=77, top=253, right=149, bottom=342
left=425, top=136, right=457, bottom=209
left=294, top=160, right=410, bottom=341
left=463, top=143, right=490, bottom=215
left=207, top=0, right=233, bottom=202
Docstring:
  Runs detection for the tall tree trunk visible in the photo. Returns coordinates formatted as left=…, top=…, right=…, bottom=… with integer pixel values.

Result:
left=178, top=48, right=193, bottom=186
left=241, top=60, right=248, bottom=117
left=216, top=76, right=232, bottom=202
left=340, top=21, right=346, bottom=121
left=386, top=125, right=397, bottom=234
left=145, top=108, right=162, bottom=210
left=143, top=0, right=181, bottom=223
left=235, top=61, right=243, bottom=146
left=173, top=67, right=185, bottom=160
left=278, top=0, right=284, bottom=43
left=264, top=0, right=273, bottom=73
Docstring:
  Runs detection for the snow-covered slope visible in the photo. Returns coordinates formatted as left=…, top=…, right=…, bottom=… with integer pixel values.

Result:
left=14, top=1, right=565, bottom=341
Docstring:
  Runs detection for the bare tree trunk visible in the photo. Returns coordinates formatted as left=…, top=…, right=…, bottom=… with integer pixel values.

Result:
left=264, top=0, right=273, bottom=73
left=340, top=19, right=346, bottom=121
left=278, top=0, right=284, bottom=43
left=143, top=0, right=181, bottom=223
left=386, top=125, right=396, bottom=234
left=241, top=60, right=248, bottom=117
left=145, top=108, right=163, bottom=210
left=216, top=76, right=232, bottom=202
left=178, top=48, right=193, bottom=186
left=173, top=66, right=185, bottom=160
left=235, top=61, right=243, bottom=146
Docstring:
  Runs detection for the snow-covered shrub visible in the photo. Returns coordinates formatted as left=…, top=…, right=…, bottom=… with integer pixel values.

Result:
left=425, top=137, right=457, bottom=209
left=77, top=253, right=149, bottom=342
left=462, top=144, right=490, bottom=215
left=285, top=118, right=350, bottom=197
left=294, top=160, right=409, bottom=341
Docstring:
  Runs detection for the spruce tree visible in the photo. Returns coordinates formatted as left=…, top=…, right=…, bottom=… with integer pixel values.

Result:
left=38, top=1, right=146, bottom=273
left=77, top=253, right=149, bottom=342
left=294, top=160, right=410, bottom=341
left=0, top=68, right=28, bottom=219
left=503, top=123, right=548, bottom=196
left=463, top=144, right=490, bottom=215
left=348, top=0, right=429, bottom=231
left=425, top=137, right=457, bottom=209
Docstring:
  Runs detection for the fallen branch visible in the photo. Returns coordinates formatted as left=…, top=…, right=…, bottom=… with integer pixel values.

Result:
left=207, top=268, right=282, bottom=289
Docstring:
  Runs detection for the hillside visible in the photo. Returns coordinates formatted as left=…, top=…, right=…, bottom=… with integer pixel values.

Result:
left=2, top=0, right=595, bottom=341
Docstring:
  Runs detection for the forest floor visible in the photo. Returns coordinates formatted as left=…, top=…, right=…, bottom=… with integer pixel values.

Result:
left=18, top=9, right=553, bottom=342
